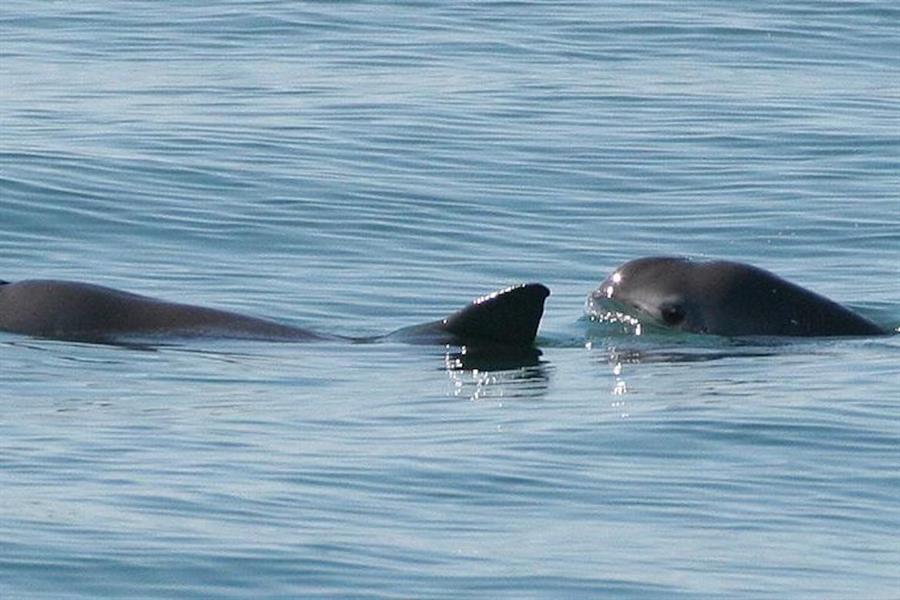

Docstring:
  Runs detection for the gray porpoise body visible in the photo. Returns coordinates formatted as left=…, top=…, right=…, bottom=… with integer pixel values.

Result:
left=588, top=257, right=886, bottom=337
left=0, top=280, right=324, bottom=341
left=0, top=279, right=549, bottom=346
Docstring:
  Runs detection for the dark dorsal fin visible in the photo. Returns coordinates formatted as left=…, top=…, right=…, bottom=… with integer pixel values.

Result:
left=441, top=283, right=550, bottom=345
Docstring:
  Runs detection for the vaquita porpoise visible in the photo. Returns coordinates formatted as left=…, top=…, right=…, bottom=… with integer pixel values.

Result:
left=587, top=257, right=888, bottom=337
left=0, top=279, right=549, bottom=346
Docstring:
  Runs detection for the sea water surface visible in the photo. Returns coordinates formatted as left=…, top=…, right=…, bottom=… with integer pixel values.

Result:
left=1, top=1, right=899, bottom=598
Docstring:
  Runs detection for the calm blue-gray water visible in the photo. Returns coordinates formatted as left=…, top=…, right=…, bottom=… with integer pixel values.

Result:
left=2, top=1, right=899, bottom=598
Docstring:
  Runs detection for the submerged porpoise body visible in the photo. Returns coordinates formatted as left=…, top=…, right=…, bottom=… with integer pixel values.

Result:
left=0, top=279, right=549, bottom=346
left=588, top=257, right=887, bottom=337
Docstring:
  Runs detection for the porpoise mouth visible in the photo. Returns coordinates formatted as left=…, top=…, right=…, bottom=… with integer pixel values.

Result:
left=586, top=288, right=691, bottom=336
left=586, top=287, right=644, bottom=320
left=585, top=292, right=646, bottom=333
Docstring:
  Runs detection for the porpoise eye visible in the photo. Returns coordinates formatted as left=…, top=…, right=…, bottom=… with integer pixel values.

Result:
left=660, top=303, right=686, bottom=327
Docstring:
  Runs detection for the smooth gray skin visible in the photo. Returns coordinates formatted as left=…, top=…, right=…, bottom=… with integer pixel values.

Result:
left=588, top=257, right=886, bottom=337
left=0, top=279, right=549, bottom=346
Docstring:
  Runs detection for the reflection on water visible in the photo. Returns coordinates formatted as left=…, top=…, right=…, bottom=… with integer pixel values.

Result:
left=589, top=341, right=782, bottom=398
left=444, top=344, right=543, bottom=372
left=444, top=346, right=550, bottom=402
left=599, top=345, right=780, bottom=366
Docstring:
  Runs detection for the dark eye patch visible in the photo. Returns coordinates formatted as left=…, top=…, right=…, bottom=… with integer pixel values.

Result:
left=660, top=303, right=686, bottom=326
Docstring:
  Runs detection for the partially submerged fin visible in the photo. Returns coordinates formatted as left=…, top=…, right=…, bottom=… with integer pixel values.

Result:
left=443, top=283, right=550, bottom=345
left=391, top=283, right=550, bottom=346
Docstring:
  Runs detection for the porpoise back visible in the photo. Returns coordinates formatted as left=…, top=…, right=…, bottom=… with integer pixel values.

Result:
left=0, top=279, right=549, bottom=346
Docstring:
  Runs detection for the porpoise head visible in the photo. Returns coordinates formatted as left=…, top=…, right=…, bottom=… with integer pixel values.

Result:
left=588, top=257, right=718, bottom=334
left=588, top=256, right=886, bottom=337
